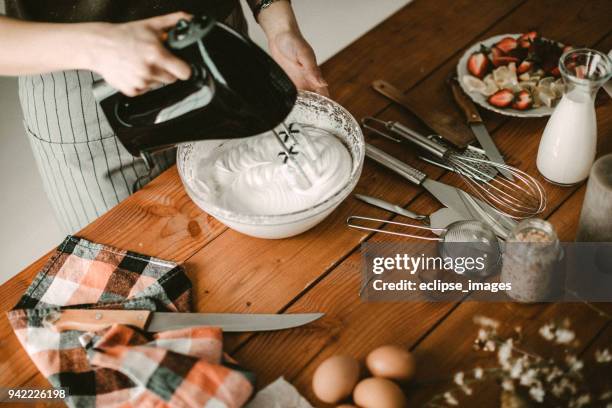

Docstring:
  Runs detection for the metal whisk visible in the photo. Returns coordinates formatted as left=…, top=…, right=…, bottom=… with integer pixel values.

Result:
left=362, top=117, right=546, bottom=220
left=272, top=122, right=324, bottom=188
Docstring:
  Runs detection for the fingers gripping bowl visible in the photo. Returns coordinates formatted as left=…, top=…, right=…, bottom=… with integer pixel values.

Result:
left=178, top=91, right=365, bottom=239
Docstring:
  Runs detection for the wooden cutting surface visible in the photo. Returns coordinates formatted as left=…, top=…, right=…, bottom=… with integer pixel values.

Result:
left=1, top=0, right=611, bottom=406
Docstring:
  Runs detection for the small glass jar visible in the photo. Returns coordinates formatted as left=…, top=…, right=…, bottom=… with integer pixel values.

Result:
left=501, top=219, right=563, bottom=302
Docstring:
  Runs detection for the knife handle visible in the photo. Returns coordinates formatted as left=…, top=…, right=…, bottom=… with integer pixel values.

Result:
left=45, top=309, right=152, bottom=332
left=448, top=76, right=482, bottom=124
left=372, top=79, right=474, bottom=148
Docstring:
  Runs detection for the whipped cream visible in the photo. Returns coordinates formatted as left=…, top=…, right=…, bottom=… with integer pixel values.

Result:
left=196, top=128, right=352, bottom=215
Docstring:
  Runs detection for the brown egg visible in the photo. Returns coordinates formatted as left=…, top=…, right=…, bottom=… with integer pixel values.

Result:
left=353, top=377, right=407, bottom=408
left=366, top=345, right=415, bottom=381
left=312, top=355, right=360, bottom=404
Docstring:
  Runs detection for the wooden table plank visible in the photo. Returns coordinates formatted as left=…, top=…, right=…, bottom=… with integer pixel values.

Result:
left=0, top=167, right=230, bottom=388
left=0, top=167, right=228, bottom=304
left=0, top=0, right=522, bottom=391
left=1, top=0, right=610, bottom=405
left=321, top=0, right=526, bottom=120
left=402, top=47, right=612, bottom=407
left=140, top=0, right=530, bottom=348
left=404, top=175, right=611, bottom=405
left=184, top=105, right=450, bottom=356
left=579, top=323, right=612, bottom=396
left=407, top=304, right=610, bottom=406
left=230, top=3, right=612, bottom=404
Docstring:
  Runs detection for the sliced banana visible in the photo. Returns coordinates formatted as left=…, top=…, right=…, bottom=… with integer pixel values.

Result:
left=519, top=80, right=538, bottom=92
left=483, top=75, right=499, bottom=95
left=493, top=65, right=519, bottom=90
left=462, top=75, right=488, bottom=95
left=551, top=78, right=565, bottom=98
left=537, top=86, right=557, bottom=107
left=538, top=77, right=554, bottom=88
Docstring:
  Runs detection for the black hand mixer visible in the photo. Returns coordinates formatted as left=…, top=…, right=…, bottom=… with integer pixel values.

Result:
left=93, top=15, right=315, bottom=184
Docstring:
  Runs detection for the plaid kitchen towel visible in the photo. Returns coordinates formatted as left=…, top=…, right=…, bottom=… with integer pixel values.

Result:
left=7, top=236, right=253, bottom=408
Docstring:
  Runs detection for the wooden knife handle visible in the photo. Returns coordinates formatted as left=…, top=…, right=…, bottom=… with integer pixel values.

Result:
left=45, top=309, right=152, bottom=332
left=447, top=76, right=482, bottom=124
left=371, top=79, right=474, bottom=148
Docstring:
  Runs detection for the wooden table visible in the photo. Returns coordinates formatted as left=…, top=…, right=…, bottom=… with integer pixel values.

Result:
left=2, top=0, right=611, bottom=406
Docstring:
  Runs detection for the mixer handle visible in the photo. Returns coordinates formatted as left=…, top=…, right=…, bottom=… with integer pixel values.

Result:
left=92, top=16, right=214, bottom=103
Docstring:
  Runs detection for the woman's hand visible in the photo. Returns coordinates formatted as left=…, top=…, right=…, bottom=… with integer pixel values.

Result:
left=268, top=30, right=329, bottom=96
left=257, top=1, right=329, bottom=96
left=86, top=12, right=192, bottom=96
left=0, top=14, right=191, bottom=88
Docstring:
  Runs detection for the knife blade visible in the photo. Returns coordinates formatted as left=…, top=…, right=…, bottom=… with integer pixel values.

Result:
left=45, top=309, right=324, bottom=333
left=365, top=143, right=514, bottom=238
left=372, top=79, right=474, bottom=148
left=448, top=76, right=514, bottom=180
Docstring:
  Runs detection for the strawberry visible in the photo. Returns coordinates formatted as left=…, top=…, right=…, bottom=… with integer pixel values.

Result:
left=519, top=31, right=538, bottom=48
left=550, top=66, right=561, bottom=77
left=496, top=37, right=519, bottom=54
left=512, top=90, right=533, bottom=110
left=491, top=45, right=520, bottom=66
left=492, top=54, right=519, bottom=67
left=467, top=52, right=490, bottom=78
left=488, top=89, right=515, bottom=108
left=517, top=60, right=533, bottom=74
left=490, top=46, right=503, bottom=59
left=508, top=46, right=528, bottom=62
left=575, top=65, right=587, bottom=79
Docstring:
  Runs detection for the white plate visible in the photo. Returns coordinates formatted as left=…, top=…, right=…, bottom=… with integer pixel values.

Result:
left=456, top=33, right=555, bottom=118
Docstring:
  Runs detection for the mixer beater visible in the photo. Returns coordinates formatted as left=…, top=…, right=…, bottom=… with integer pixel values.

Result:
left=361, top=117, right=547, bottom=220
left=273, top=122, right=328, bottom=188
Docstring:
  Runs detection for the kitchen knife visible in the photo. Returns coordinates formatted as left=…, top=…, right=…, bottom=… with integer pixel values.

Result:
left=372, top=79, right=474, bottom=148
left=448, top=76, right=514, bottom=180
left=354, top=194, right=464, bottom=235
left=45, top=309, right=324, bottom=333
left=365, top=143, right=514, bottom=238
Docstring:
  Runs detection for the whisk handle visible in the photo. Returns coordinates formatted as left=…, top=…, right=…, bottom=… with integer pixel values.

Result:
left=365, top=144, right=427, bottom=185
left=389, top=122, right=448, bottom=159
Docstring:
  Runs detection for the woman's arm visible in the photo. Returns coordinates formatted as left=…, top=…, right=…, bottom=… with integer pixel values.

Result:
left=255, top=1, right=329, bottom=96
left=0, top=13, right=191, bottom=96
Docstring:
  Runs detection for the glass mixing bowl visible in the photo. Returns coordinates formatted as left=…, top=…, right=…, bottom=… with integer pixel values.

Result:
left=177, top=91, right=364, bottom=239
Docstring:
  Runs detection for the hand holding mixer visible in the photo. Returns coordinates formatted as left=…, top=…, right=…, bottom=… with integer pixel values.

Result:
left=93, top=15, right=321, bottom=187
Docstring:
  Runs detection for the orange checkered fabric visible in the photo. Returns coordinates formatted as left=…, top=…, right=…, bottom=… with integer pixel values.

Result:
left=7, top=236, right=253, bottom=407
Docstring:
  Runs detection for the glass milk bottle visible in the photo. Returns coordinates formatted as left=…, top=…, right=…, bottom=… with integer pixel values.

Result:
left=537, top=49, right=612, bottom=185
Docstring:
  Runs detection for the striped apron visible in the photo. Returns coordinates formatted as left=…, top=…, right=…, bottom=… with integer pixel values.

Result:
left=18, top=9, right=248, bottom=233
